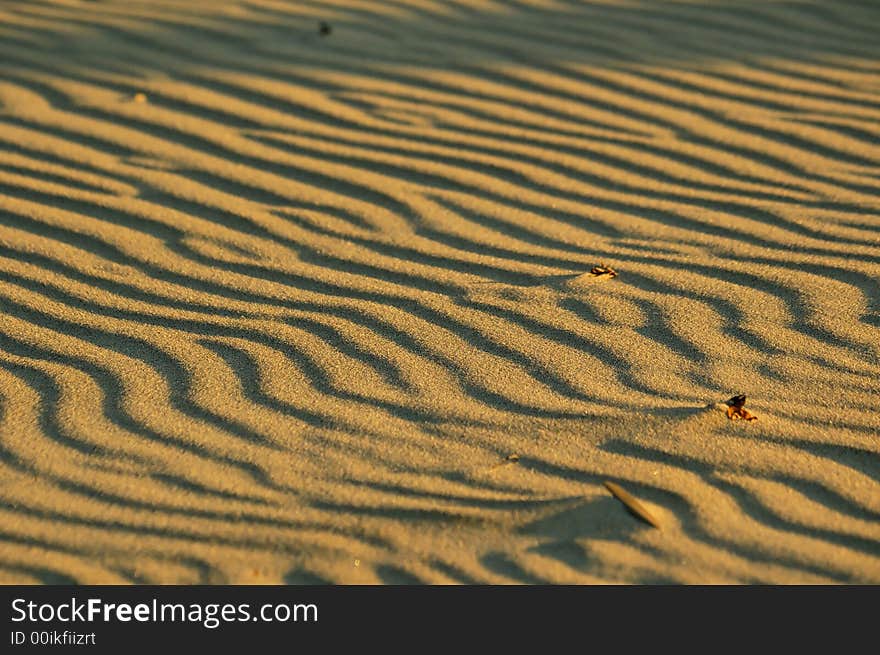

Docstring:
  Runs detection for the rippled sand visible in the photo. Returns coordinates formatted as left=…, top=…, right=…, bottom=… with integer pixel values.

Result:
left=0, top=0, right=878, bottom=584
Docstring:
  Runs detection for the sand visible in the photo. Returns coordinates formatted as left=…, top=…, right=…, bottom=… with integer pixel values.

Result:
left=0, top=0, right=878, bottom=584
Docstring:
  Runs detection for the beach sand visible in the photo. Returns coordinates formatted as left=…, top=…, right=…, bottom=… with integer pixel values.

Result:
left=0, top=0, right=878, bottom=584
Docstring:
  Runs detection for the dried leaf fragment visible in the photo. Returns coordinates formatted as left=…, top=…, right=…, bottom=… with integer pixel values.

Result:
left=725, top=394, right=757, bottom=421
left=603, top=481, right=661, bottom=529
left=590, top=265, right=618, bottom=278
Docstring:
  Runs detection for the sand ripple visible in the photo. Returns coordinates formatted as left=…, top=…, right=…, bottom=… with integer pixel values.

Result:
left=0, top=0, right=878, bottom=583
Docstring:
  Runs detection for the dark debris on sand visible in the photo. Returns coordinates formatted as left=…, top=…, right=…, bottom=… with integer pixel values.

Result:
left=590, top=265, right=618, bottom=278
left=726, top=394, right=757, bottom=421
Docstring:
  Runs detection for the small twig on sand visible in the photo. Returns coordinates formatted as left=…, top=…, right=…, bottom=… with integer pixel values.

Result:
left=604, top=481, right=661, bottom=529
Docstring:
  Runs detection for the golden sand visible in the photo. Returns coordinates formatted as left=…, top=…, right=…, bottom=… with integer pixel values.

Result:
left=0, top=0, right=878, bottom=584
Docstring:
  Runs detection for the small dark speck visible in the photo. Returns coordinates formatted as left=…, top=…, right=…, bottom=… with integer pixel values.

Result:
left=319, top=22, right=332, bottom=36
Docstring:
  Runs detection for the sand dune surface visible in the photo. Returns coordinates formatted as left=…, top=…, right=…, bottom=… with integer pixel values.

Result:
left=0, top=0, right=879, bottom=584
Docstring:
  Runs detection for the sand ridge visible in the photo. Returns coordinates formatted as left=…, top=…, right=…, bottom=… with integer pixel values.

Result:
left=0, top=0, right=878, bottom=584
